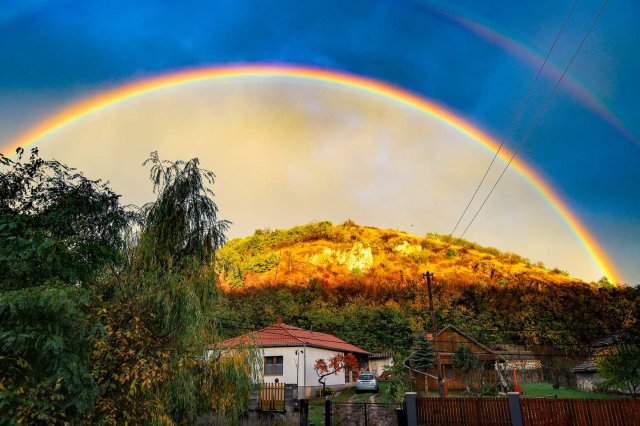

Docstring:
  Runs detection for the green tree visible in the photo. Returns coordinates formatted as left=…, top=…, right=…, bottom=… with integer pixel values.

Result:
left=453, top=344, right=483, bottom=392
left=411, top=333, right=437, bottom=392
left=137, top=151, right=230, bottom=269
left=597, top=330, right=640, bottom=398
left=412, top=334, right=436, bottom=372
left=0, top=148, right=128, bottom=423
left=89, top=152, right=256, bottom=425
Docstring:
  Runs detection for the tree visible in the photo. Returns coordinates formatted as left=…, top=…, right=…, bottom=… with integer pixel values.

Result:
left=412, top=334, right=437, bottom=372
left=453, top=344, right=483, bottom=392
left=0, top=148, right=128, bottom=423
left=597, top=330, right=640, bottom=398
left=411, top=333, right=437, bottom=392
left=137, top=151, right=230, bottom=270
left=87, top=152, right=256, bottom=425
left=314, top=353, right=359, bottom=396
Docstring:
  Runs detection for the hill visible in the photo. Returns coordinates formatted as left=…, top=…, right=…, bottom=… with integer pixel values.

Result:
left=213, top=221, right=637, bottom=357
left=216, top=220, right=585, bottom=289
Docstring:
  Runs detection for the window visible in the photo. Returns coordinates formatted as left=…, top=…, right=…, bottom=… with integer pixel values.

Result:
left=264, top=356, right=283, bottom=375
left=444, top=365, right=456, bottom=380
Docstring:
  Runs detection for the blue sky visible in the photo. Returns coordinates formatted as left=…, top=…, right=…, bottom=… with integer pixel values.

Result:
left=0, top=0, right=638, bottom=283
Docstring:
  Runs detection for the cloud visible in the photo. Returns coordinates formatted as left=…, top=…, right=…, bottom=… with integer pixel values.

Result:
left=33, top=77, right=605, bottom=281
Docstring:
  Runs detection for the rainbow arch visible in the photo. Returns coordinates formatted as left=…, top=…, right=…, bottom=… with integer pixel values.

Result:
left=2, top=64, right=621, bottom=283
left=419, top=2, right=637, bottom=145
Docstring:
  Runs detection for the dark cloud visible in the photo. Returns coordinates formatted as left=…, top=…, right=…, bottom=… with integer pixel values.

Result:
left=0, top=0, right=638, bottom=282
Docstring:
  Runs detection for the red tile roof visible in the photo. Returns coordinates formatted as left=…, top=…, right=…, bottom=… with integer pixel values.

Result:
left=215, top=323, right=371, bottom=355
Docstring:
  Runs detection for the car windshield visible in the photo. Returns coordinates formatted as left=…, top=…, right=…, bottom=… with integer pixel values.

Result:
left=359, top=374, right=373, bottom=380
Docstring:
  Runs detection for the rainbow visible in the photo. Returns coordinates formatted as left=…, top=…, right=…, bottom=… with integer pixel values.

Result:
left=2, top=64, right=621, bottom=283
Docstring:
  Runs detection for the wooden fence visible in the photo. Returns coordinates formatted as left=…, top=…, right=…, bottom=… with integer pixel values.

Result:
left=416, top=397, right=640, bottom=426
left=520, top=398, right=640, bottom=426
left=259, top=383, right=285, bottom=411
left=417, top=397, right=511, bottom=425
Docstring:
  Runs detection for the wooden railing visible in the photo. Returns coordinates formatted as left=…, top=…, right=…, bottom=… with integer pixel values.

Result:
left=416, top=396, right=640, bottom=426
left=520, top=398, right=640, bottom=425
left=259, top=383, right=285, bottom=411
left=417, top=397, right=511, bottom=425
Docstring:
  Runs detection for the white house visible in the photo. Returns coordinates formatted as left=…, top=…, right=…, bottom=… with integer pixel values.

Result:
left=213, top=319, right=370, bottom=397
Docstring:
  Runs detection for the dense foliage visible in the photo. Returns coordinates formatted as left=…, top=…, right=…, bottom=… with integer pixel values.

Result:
left=213, top=221, right=640, bottom=388
left=597, top=328, right=640, bottom=398
left=86, top=152, right=255, bottom=424
left=0, top=148, right=128, bottom=424
left=0, top=149, right=257, bottom=424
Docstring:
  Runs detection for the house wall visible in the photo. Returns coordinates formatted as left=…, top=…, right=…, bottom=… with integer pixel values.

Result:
left=258, top=346, right=352, bottom=398
left=369, top=357, right=393, bottom=377
left=418, top=328, right=502, bottom=391
left=261, top=346, right=304, bottom=386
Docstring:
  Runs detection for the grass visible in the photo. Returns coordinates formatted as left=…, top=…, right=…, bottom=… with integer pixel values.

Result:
left=521, top=382, right=619, bottom=399
left=417, top=382, right=620, bottom=400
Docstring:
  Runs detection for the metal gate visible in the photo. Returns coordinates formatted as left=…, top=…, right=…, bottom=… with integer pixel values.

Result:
left=326, top=401, right=403, bottom=426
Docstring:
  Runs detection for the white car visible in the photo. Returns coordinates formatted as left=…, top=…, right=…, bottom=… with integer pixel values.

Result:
left=355, top=372, right=379, bottom=393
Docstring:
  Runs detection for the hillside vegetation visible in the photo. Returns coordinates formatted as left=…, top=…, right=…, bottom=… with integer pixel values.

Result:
left=216, top=220, right=585, bottom=289
left=213, top=221, right=638, bottom=361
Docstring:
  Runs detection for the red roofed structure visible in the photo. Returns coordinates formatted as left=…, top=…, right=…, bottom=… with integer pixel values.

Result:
left=212, top=319, right=371, bottom=397
left=218, top=320, right=370, bottom=355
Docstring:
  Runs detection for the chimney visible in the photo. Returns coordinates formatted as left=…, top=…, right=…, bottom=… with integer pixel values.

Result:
left=276, top=316, right=283, bottom=326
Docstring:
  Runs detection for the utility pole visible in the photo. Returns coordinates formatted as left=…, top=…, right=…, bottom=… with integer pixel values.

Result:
left=303, top=343, right=307, bottom=399
left=423, top=271, right=444, bottom=397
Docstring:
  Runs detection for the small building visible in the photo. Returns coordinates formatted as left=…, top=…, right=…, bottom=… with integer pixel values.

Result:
left=493, top=344, right=543, bottom=383
left=413, top=324, right=506, bottom=392
left=572, top=333, right=622, bottom=392
left=368, top=353, right=394, bottom=377
left=212, top=319, right=370, bottom=398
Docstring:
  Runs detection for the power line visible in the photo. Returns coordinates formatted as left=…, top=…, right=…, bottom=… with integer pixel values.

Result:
left=449, top=0, right=579, bottom=238
left=457, top=0, right=609, bottom=241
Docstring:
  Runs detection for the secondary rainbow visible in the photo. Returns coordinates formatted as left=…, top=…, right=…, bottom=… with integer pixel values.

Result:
left=420, top=2, right=637, bottom=145
left=3, top=64, right=621, bottom=283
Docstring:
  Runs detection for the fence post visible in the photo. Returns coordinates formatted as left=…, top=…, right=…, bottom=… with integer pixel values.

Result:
left=404, top=392, right=417, bottom=426
left=325, top=399, right=331, bottom=426
left=299, top=399, right=309, bottom=426
left=508, top=392, right=523, bottom=426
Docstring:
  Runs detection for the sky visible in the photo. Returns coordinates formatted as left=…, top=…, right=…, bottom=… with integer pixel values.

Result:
left=0, top=0, right=638, bottom=284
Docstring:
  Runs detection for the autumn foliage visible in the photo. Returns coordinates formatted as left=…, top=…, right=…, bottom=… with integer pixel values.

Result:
left=214, top=221, right=639, bottom=368
left=314, top=353, right=359, bottom=395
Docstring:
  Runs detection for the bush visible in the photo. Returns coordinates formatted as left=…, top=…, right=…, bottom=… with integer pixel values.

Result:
left=479, top=383, right=500, bottom=396
left=320, top=387, right=334, bottom=397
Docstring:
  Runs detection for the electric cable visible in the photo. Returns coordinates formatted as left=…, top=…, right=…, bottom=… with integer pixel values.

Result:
left=449, top=0, right=579, bottom=237
left=457, top=0, right=609, bottom=241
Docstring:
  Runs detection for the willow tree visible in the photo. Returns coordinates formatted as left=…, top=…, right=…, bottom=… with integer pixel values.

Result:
left=89, top=152, right=254, bottom=425
left=137, top=151, right=230, bottom=270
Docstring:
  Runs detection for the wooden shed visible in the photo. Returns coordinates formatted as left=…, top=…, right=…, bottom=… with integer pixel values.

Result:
left=415, top=324, right=506, bottom=392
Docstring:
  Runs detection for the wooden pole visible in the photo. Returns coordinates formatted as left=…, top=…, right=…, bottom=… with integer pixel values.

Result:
left=424, top=271, right=444, bottom=397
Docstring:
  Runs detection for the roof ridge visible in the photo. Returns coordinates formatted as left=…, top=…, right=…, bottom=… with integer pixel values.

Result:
left=278, top=322, right=306, bottom=345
